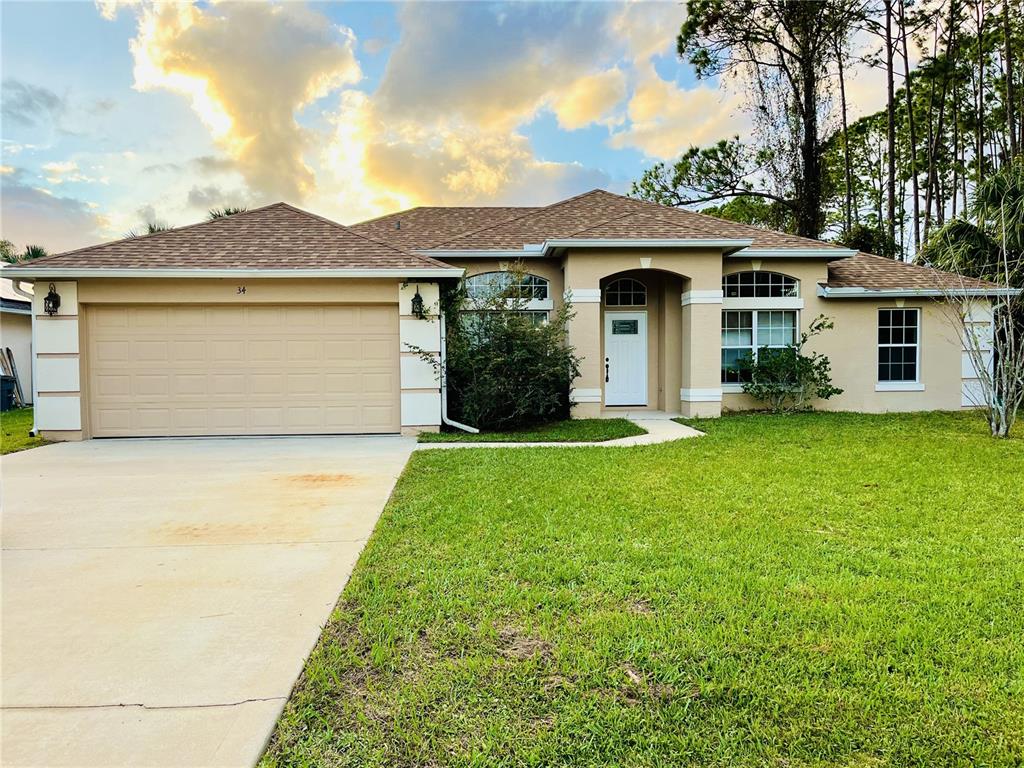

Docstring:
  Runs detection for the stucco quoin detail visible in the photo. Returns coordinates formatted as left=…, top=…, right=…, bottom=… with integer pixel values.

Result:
left=399, top=282, right=442, bottom=428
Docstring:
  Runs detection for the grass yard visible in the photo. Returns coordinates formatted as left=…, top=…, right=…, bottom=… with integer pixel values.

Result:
left=417, top=417, right=646, bottom=443
left=0, top=408, right=47, bottom=454
left=263, top=411, right=1024, bottom=767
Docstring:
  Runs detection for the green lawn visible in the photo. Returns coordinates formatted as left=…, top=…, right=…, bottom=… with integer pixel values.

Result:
left=263, top=411, right=1024, bottom=767
left=1, top=408, right=47, bottom=454
left=417, top=418, right=646, bottom=443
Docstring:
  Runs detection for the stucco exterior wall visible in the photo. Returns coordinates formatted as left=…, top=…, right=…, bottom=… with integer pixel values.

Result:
left=564, top=248, right=724, bottom=417
left=721, top=259, right=964, bottom=413
left=34, top=277, right=443, bottom=439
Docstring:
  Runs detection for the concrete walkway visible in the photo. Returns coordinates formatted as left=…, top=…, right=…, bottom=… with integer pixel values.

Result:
left=417, top=413, right=703, bottom=450
left=1, top=435, right=415, bottom=768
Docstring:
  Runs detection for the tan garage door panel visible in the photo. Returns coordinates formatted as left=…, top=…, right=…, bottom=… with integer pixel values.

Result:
left=87, top=304, right=400, bottom=436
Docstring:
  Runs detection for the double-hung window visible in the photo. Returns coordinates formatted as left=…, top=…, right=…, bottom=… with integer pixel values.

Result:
left=877, top=308, right=920, bottom=386
left=721, top=310, right=798, bottom=383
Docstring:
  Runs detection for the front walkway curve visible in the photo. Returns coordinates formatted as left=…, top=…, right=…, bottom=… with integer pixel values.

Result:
left=416, top=414, right=703, bottom=450
left=1, top=435, right=415, bottom=768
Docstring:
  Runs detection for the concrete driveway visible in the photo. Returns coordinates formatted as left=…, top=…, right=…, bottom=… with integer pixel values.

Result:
left=1, top=435, right=414, bottom=768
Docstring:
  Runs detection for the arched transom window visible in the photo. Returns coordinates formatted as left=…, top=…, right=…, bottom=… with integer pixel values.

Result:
left=465, top=271, right=549, bottom=301
left=605, top=278, right=647, bottom=307
left=722, top=271, right=799, bottom=298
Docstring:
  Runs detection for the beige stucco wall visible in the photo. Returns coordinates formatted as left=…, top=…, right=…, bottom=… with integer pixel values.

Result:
left=563, top=248, right=723, bottom=417
left=76, top=278, right=401, bottom=305
left=0, top=310, right=33, bottom=403
left=721, top=259, right=964, bottom=413
left=34, top=277, right=447, bottom=440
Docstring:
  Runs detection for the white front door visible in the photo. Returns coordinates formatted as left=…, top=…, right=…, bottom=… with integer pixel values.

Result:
left=604, top=311, right=647, bottom=406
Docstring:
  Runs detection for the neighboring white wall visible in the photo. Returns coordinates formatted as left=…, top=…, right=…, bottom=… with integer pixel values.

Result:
left=961, top=301, right=994, bottom=408
left=31, top=281, right=81, bottom=433
left=0, top=310, right=33, bottom=403
left=398, top=282, right=441, bottom=427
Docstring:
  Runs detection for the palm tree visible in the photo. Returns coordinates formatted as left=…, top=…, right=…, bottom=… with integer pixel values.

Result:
left=208, top=206, right=247, bottom=220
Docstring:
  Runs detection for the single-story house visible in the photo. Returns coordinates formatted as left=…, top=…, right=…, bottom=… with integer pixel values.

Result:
left=0, top=278, right=33, bottom=403
left=1, top=189, right=1004, bottom=440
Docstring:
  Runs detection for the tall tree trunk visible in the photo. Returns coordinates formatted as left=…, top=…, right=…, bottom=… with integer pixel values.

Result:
left=886, top=0, right=898, bottom=252
left=925, top=1, right=957, bottom=234
left=952, top=77, right=961, bottom=216
left=899, top=0, right=921, bottom=251
left=836, top=38, right=853, bottom=234
left=1004, top=0, right=1019, bottom=157
left=977, top=0, right=987, bottom=179
left=795, top=37, right=821, bottom=239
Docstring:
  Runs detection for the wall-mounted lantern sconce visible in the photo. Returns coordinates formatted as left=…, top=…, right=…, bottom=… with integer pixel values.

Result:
left=410, top=286, right=427, bottom=319
left=43, top=283, right=61, bottom=316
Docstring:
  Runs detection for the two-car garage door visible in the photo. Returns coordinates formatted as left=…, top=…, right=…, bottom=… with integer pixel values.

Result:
left=86, top=304, right=400, bottom=437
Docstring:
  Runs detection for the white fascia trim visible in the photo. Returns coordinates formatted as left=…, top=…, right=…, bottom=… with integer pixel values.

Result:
left=721, top=383, right=745, bottom=394
left=570, top=387, right=602, bottom=403
left=681, top=290, right=724, bottom=306
left=722, top=297, right=804, bottom=310
left=566, top=288, right=601, bottom=303
left=732, top=248, right=858, bottom=260
left=418, top=249, right=548, bottom=259
left=680, top=387, right=723, bottom=402
left=544, top=238, right=753, bottom=253
left=0, top=305, right=32, bottom=315
left=875, top=382, right=926, bottom=392
left=818, top=285, right=1021, bottom=299
left=1, top=267, right=465, bottom=280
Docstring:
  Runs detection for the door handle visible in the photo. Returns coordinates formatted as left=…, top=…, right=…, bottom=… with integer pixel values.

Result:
left=605, top=357, right=610, bottom=383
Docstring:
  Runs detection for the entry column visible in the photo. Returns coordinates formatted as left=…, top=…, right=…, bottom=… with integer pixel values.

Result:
left=565, top=287, right=602, bottom=417
left=680, top=289, right=723, bottom=417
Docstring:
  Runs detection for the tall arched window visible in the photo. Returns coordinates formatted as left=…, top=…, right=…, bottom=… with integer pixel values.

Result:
left=605, top=278, right=647, bottom=306
left=722, top=271, right=799, bottom=298
left=464, top=271, right=549, bottom=301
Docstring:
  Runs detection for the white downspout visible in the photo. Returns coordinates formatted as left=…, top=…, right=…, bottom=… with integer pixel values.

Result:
left=11, top=280, right=37, bottom=434
left=438, top=313, right=478, bottom=434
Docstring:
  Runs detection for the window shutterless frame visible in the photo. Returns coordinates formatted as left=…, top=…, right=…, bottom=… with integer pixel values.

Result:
left=721, top=309, right=799, bottom=384
left=877, top=308, right=921, bottom=384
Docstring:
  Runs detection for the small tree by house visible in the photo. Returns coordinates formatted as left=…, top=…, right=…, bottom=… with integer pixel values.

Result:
left=921, top=160, right=1024, bottom=438
left=418, top=265, right=581, bottom=431
left=742, top=314, right=843, bottom=413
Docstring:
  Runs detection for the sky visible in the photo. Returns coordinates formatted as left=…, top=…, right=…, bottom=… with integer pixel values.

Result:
left=1, top=0, right=892, bottom=254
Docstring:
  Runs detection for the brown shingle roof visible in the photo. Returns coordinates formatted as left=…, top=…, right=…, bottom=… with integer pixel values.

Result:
left=15, top=203, right=452, bottom=272
left=350, top=206, right=540, bottom=250
left=826, top=253, right=997, bottom=291
left=425, top=190, right=844, bottom=251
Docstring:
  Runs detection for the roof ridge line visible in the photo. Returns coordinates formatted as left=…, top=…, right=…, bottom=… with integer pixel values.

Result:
left=429, top=188, right=610, bottom=249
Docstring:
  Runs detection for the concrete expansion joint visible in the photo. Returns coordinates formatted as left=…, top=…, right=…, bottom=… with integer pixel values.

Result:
left=1, top=696, right=288, bottom=712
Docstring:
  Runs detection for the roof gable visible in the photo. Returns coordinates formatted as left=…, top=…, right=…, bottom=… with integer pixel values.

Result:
left=14, top=203, right=450, bottom=272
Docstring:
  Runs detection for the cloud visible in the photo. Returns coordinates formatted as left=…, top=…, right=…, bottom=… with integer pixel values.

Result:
left=552, top=68, right=627, bottom=130
left=0, top=169, right=106, bottom=252
left=609, top=62, right=747, bottom=160
left=125, top=1, right=361, bottom=201
left=1, top=80, right=65, bottom=129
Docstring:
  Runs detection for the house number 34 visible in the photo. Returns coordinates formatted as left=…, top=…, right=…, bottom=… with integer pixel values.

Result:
left=236, top=286, right=246, bottom=294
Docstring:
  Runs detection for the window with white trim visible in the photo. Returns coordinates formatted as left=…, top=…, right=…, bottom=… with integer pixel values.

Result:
left=878, top=308, right=919, bottom=382
left=465, top=271, right=549, bottom=301
left=721, top=310, right=798, bottom=383
left=723, top=271, right=799, bottom=298
left=605, top=278, right=647, bottom=306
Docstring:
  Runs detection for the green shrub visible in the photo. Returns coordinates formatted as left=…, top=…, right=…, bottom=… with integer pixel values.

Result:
left=420, top=266, right=582, bottom=431
left=742, top=314, right=843, bottom=412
